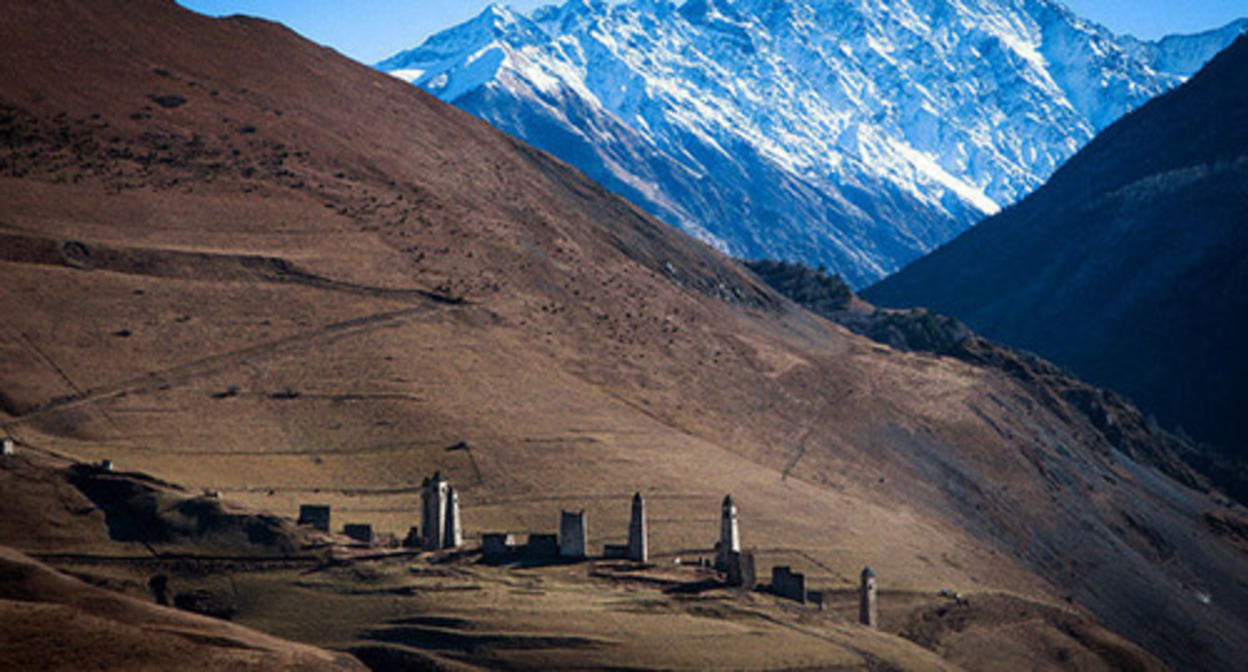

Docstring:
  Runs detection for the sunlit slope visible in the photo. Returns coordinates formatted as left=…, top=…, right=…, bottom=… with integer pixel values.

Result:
left=0, top=1, right=1245, bottom=669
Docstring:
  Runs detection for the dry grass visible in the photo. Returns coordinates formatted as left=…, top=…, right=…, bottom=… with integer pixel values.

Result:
left=0, top=1, right=1243, bottom=669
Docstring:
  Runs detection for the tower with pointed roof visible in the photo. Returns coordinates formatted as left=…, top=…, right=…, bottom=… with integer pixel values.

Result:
left=628, top=492, right=648, bottom=563
left=716, top=494, right=739, bottom=569
left=860, top=566, right=877, bottom=628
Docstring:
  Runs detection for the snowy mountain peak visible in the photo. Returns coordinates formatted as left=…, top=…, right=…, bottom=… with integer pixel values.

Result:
left=380, top=1, right=1246, bottom=286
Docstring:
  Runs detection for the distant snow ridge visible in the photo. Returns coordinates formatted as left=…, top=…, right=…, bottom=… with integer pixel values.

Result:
left=379, top=0, right=1245, bottom=287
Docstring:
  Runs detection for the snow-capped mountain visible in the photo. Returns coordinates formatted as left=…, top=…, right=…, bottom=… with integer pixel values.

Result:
left=379, top=0, right=1245, bottom=287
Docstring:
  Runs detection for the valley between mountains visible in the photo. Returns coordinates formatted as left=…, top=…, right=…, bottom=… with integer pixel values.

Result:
left=1, top=0, right=1246, bottom=670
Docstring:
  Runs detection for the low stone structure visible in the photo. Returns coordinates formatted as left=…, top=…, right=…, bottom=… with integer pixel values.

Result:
left=771, top=566, right=807, bottom=604
left=483, top=533, right=519, bottom=562
left=859, top=566, right=877, bottom=628
left=559, top=510, right=587, bottom=560
left=524, top=533, right=560, bottom=561
left=603, top=544, right=630, bottom=559
left=343, top=523, right=375, bottom=545
left=403, top=526, right=422, bottom=548
left=297, top=504, right=331, bottom=533
left=725, top=550, right=756, bottom=589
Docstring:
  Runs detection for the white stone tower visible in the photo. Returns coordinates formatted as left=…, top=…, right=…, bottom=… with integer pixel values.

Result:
left=716, top=494, right=739, bottom=569
left=444, top=485, right=462, bottom=548
left=628, top=491, right=647, bottom=563
left=421, top=471, right=449, bottom=550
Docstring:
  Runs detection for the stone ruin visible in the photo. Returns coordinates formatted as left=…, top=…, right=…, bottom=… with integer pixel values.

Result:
left=771, top=565, right=808, bottom=604
left=628, top=491, right=648, bottom=563
left=481, top=532, right=569, bottom=563
left=603, top=491, right=650, bottom=562
left=290, top=471, right=466, bottom=552
left=860, top=566, right=877, bottom=628
left=297, top=504, right=331, bottom=533
left=714, top=494, right=740, bottom=570
left=482, top=533, right=518, bottom=561
left=403, top=526, right=422, bottom=549
left=287, top=482, right=882, bottom=620
left=725, top=550, right=757, bottom=589
left=700, top=495, right=876, bottom=618
left=526, top=533, right=560, bottom=560
left=420, top=471, right=461, bottom=551
left=484, top=493, right=650, bottom=565
left=445, top=484, right=463, bottom=547
left=343, top=523, right=375, bottom=545
left=559, top=510, right=587, bottom=560
left=602, top=543, right=630, bottom=559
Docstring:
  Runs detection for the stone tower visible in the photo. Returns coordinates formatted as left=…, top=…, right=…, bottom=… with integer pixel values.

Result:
left=444, top=485, right=462, bottom=548
left=628, top=492, right=647, bottom=563
left=859, top=566, right=877, bottom=628
left=421, top=471, right=449, bottom=550
left=716, top=494, right=739, bottom=569
left=559, top=509, right=587, bottom=559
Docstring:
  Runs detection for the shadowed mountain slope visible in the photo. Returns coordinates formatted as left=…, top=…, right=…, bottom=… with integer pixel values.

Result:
left=867, top=35, right=1248, bottom=497
left=0, top=544, right=365, bottom=671
left=1, top=1, right=1246, bottom=669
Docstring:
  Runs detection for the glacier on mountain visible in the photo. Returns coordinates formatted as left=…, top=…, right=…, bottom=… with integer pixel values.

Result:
left=379, top=0, right=1245, bottom=287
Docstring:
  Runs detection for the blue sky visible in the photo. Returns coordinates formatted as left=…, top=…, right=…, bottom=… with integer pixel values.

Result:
left=178, top=0, right=1248, bottom=64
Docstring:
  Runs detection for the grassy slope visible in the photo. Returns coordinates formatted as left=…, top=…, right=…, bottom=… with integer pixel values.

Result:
left=0, top=1, right=1244, bottom=669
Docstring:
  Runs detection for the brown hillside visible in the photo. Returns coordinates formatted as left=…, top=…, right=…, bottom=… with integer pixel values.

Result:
left=0, top=0, right=1245, bottom=669
left=0, top=542, right=364, bottom=671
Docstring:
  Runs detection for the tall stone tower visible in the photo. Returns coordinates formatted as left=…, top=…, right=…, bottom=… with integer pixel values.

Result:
left=628, top=492, right=647, bottom=563
left=421, top=471, right=449, bottom=551
left=716, top=494, right=739, bottom=569
left=444, top=485, right=462, bottom=548
left=559, top=510, right=587, bottom=559
left=859, top=566, right=877, bottom=628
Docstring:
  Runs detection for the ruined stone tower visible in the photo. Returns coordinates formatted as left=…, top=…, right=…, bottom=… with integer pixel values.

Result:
left=559, top=510, right=587, bottom=559
left=421, top=471, right=449, bottom=550
left=859, top=566, right=877, bottom=628
left=716, top=494, right=739, bottom=569
left=628, top=492, right=647, bottom=563
left=444, top=485, right=462, bottom=548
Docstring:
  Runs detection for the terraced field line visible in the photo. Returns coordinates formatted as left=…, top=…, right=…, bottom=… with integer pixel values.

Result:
left=3, top=302, right=465, bottom=430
